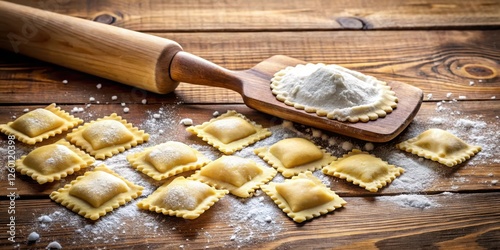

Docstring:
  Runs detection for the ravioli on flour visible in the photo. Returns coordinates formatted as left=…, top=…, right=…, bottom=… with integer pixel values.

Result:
left=186, top=110, right=271, bottom=154
left=396, top=128, right=481, bottom=167
left=137, top=176, right=228, bottom=219
left=254, top=137, right=335, bottom=177
left=16, top=139, right=94, bottom=184
left=322, top=149, right=404, bottom=192
left=0, top=103, right=83, bottom=144
left=261, top=171, right=346, bottom=223
left=50, top=165, right=144, bottom=220
left=190, top=155, right=277, bottom=198
left=127, top=141, right=210, bottom=180
left=67, top=113, right=149, bottom=159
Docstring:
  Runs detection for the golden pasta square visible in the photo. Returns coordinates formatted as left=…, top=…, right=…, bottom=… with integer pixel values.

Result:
left=67, top=113, right=149, bottom=159
left=323, top=149, right=404, bottom=192
left=127, top=141, right=210, bottom=181
left=261, top=171, right=346, bottom=223
left=15, top=139, right=94, bottom=184
left=396, top=128, right=481, bottom=167
left=190, top=155, right=277, bottom=198
left=186, top=110, right=271, bottom=154
left=0, top=103, right=83, bottom=144
left=50, top=164, right=144, bottom=220
left=137, top=176, right=228, bottom=220
left=254, top=137, right=336, bottom=177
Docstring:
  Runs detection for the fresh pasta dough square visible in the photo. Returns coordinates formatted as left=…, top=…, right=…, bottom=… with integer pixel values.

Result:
left=396, top=128, right=481, bottom=167
left=50, top=164, right=144, bottom=220
left=67, top=113, right=149, bottom=159
left=127, top=141, right=210, bottom=181
left=323, top=149, right=404, bottom=192
left=261, top=171, right=346, bottom=223
left=254, top=137, right=336, bottom=177
left=186, top=110, right=271, bottom=154
left=137, top=176, right=228, bottom=220
left=15, top=139, right=94, bottom=184
left=190, top=155, right=277, bottom=198
left=0, top=103, right=83, bottom=144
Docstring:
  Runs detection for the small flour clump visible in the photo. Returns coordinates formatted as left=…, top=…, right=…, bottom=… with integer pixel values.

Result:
left=180, top=118, right=193, bottom=126
left=271, top=63, right=397, bottom=122
left=27, top=232, right=40, bottom=242
left=46, top=241, right=62, bottom=249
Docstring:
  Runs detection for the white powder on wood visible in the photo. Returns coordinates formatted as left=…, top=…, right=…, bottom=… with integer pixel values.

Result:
left=377, top=194, right=440, bottom=209
left=275, top=64, right=381, bottom=109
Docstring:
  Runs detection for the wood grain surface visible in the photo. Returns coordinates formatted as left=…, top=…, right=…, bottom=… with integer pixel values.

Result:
left=4, top=0, right=500, bottom=31
left=1, top=30, right=498, bottom=104
left=0, top=0, right=499, bottom=249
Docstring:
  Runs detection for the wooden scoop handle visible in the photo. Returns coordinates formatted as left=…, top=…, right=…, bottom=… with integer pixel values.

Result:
left=0, top=1, right=185, bottom=94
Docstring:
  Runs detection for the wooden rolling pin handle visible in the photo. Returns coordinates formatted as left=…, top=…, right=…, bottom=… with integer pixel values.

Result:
left=0, top=1, right=183, bottom=94
left=170, top=51, right=243, bottom=94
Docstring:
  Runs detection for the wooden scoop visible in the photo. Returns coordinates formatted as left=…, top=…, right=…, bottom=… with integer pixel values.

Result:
left=0, top=1, right=422, bottom=142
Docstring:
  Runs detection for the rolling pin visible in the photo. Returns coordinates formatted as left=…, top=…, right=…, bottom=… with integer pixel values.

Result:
left=0, top=1, right=187, bottom=94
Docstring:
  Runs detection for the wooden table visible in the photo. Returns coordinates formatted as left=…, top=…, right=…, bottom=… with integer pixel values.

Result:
left=1, top=1, right=499, bottom=249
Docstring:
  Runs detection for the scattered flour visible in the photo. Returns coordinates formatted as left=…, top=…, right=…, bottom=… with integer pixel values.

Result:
left=377, top=194, right=440, bottom=209
left=221, top=193, right=284, bottom=246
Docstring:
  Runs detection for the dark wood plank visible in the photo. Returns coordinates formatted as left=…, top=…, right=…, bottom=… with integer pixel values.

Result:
left=1, top=30, right=499, bottom=104
left=0, top=193, right=498, bottom=249
left=4, top=0, right=500, bottom=31
left=1, top=101, right=498, bottom=197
